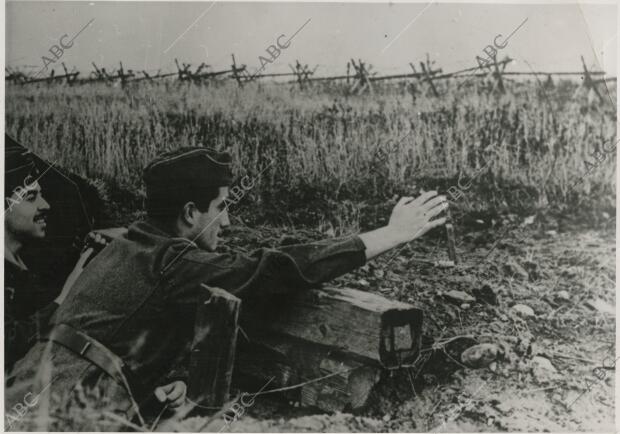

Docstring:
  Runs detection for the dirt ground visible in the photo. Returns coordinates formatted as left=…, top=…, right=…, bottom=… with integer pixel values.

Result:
left=173, top=211, right=616, bottom=433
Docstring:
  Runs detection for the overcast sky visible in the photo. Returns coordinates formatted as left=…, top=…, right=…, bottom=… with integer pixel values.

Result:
left=5, top=1, right=618, bottom=78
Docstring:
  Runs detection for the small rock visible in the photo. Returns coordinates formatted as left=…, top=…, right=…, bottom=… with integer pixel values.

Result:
left=503, top=260, right=529, bottom=280
left=290, top=416, right=324, bottom=431
left=522, top=260, right=540, bottom=281
left=444, top=290, right=475, bottom=304
left=512, top=304, right=535, bottom=317
left=382, top=414, right=391, bottom=422
left=545, top=230, right=557, bottom=236
left=494, top=401, right=513, bottom=415
left=473, top=284, right=498, bottom=305
left=460, top=303, right=470, bottom=309
left=523, top=215, right=536, bottom=225
left=531, top=356, right=558, bottom=383
left=556, top=290, right=570, bottom=301
left=526, top=299, right=551, bottom=315
left=461, top=343, right=502, bottom=368
left=374, top=269, right=385, bottom=279
left=436, top=260, right=455, bottom=268
left=585, top=298, right=615, bottom=315
left=358, top=279, right=370, bottom=288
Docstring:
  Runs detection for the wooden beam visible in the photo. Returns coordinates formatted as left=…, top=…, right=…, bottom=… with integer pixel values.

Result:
left=235, top=336, right=381, bottom=412
left=188, top=285, right=241, bottom=407
left=235, top=287, right=423, bottom=411
left=242, top=287, right=424, bottom=367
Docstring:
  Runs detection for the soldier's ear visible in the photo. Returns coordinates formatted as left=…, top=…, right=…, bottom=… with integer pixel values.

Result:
left=180, top=202, right=199, bottom=226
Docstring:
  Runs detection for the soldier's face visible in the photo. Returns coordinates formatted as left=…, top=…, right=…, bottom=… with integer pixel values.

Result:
left=5, top=181, right=51, bottom=241
left=192, top=187, right=230, bottom=251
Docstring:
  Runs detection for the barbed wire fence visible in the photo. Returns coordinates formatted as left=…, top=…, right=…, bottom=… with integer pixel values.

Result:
left=6, top=53, right=616, bottom=104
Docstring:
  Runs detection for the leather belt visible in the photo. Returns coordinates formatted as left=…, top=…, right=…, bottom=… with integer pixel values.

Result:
left=42, top=324, right=131, bottom=392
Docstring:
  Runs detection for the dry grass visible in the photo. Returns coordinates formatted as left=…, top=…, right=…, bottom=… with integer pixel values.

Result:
left=5, top=79, right=616, bottom=228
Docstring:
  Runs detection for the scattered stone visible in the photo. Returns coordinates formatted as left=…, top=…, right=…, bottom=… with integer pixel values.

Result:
left=382, top=414, right=391, bottom=422
left=460, top=303, right=470, bottom=309
left=494, top=401, right=513, bottom=415
left=503, top=260, right=529, bottom=280
left=444, top=290, right=475, bottom=305
left=512, top=304, right=535, bottom=317
left=473, top=284, right=498, bottom=305
left=525, top=299, right=551, bottom=315
left=461, top=343, right=502, bottom=368
left=531, top=356, right=558, bottom=383
left=522, top=260, right=540, bottom=281
left=358, top=278, right=370, bottom=288
left=436, top=260, right=455, bottom=268
left=545, top=230, right=558, bottom=236
left=374, top=269, right=385, bottom=279
left=289, top=416, right=325, bottom=431
left=523, top=215, right=536, bottom=226
left=585, top=298, right=615, bottom=315
left=555, top=290, right=570, bottom=302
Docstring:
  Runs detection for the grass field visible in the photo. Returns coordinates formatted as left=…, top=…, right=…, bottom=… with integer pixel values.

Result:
left=6, top=78, right=616, bottom=231
left=4, top=76, right=617, bottom=432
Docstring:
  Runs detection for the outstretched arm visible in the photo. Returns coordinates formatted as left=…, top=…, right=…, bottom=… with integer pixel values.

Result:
left=169, top=191, right=448, bottom=299
left=359, top=191, right=447, bottom=260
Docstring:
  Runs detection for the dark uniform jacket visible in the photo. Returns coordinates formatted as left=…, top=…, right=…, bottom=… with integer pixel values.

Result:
left=5, top=219, right=367, bottom=429
left=4, top=260, right=58, bottom=373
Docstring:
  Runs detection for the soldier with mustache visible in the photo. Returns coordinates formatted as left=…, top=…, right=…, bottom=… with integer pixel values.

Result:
left=4, top=137, right=100, bottom=373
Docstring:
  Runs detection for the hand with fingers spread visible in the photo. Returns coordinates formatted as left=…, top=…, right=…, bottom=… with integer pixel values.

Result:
left=386, top=191, right=448, bottom=244
left=154, top=381, right=187, bottom=409
left=358, top=190, right=448, bottom=260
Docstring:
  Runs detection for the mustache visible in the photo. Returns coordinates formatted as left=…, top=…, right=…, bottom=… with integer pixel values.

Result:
left=33, top=210, right=50, bottom=220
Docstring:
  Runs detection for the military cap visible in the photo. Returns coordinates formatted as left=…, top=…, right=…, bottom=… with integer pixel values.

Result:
left=143, top=147, right=233, bottom=217
left=5, top=134, right=39, bottom=204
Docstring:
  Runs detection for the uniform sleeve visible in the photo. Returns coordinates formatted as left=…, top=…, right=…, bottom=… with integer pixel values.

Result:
left=165, top=235, right=367, bottom=303
left=5, top=302, right=58, bottom=372
left=158, top=235, right=366, bottom=387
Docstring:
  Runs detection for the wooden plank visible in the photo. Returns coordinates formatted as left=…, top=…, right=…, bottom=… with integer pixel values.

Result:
left=188, top=285, right=241, bottom=407
left=235, top=335, right=381, bottom=412
left=242, top=287, right=423, bottom=367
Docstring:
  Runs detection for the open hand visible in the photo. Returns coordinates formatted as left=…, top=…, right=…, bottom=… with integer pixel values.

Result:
left=84, top=227, right=127, bottom=252
left=154, top=381, right=187, bottom=409
left=386, top=191, right=448, bottom=244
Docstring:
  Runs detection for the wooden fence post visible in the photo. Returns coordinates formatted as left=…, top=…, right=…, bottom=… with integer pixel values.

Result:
left=346, top=62, right=350, bottom=85
left=492, top=56, right=505, bottom=94
left=419, top=61, right=439, bottom=97
left=580, top=55, right=605, bottom=103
